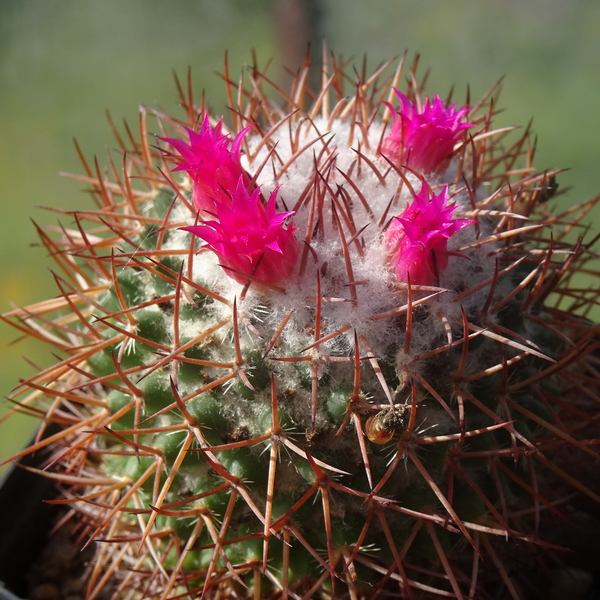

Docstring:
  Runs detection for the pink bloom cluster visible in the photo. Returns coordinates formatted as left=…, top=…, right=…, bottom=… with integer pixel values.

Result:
left=386, top=182, right=475, bottom=286
left=165, top=117, right=299, bottom=287
left=163, top=115, right=254, bottom=216
left=381, top=90, right=473, bottom=175
left=182, top=181, right=298, bottom=286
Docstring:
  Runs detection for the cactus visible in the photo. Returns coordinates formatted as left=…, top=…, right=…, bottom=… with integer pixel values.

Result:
left=2, top=52, right=600, bottom=600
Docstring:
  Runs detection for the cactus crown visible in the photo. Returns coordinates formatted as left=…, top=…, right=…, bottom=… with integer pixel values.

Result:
left=2, top=52, right=600, bottom=600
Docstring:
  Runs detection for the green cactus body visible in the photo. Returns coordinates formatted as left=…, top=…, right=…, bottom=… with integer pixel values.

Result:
left=2, top=55, right=600, bottom=600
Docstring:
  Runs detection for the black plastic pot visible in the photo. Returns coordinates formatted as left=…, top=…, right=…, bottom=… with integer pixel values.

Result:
left=0, top=428, right=62, bottom=600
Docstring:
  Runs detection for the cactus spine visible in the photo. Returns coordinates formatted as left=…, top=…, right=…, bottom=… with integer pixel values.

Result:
left=3, top=53, right=600, bottom=600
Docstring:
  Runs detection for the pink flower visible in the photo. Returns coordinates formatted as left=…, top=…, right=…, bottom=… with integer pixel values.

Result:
left=182, top=179, right=299, bottom=287
left=386, top=182, right=476, bottom=286
left=381, top=90, right=473, bottom=175
left=162, top=114, right=254, bottom=215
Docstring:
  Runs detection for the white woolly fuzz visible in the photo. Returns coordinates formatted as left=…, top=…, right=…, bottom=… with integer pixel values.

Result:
left=220, top=117, right=497, bottom=366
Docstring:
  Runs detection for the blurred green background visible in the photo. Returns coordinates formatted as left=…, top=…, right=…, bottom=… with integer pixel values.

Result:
left=2, top=0, right=600, bottom=468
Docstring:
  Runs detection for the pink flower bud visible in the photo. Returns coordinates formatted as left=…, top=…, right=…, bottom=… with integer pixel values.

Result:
left=386, top=182, right=476, bottom=286
left=183, top=179, right=299, bottom=287
left=381, top=90, right=473, bottom=175
left=162, top=114, right=254, bottom=215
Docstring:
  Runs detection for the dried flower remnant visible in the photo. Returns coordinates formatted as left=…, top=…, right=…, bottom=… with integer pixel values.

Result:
left=386, top=182, right=476, bottom=286
left=162, top=115, right=253, bottom=215
left=381, top=90, right=473, bottom=174
left=183, top=179, right=299, bottom=286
